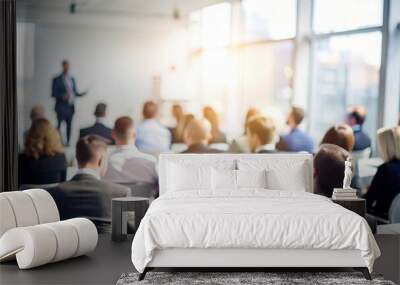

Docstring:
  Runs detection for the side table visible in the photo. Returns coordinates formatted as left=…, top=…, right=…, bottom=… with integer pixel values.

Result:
left=112, top=197, right=150, bottom=242
left=331, top=198, right=366, bottom=217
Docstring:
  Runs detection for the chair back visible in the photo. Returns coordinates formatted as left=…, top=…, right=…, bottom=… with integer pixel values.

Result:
left=0, top=189, right=60, bottom=237
left=118, top=182, right=155, bottom=198
left=19, top=183, right=59, bottom=191
left=389, top=193, right=400, bottom=223
left=57, top=189, right=111, bottom=219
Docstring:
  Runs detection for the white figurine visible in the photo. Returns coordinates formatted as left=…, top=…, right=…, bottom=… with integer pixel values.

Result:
left=342, top=157, right=353, bottom=189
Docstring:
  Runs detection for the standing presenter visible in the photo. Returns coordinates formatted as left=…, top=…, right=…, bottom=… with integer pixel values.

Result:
left=51, top=60, right=87, bottom=146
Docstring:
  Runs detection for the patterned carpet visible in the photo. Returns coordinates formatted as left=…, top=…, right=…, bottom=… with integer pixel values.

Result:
left=117, top=271, right=395, bottom=285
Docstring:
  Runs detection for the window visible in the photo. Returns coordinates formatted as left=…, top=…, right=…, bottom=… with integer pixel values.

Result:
left=311, top=32, right=382, bottom=140
left=313, top=0, right=383, bottom=34
left=241, top=42, right=294, bottom=113
left=241, top=0, right=296, bottom=41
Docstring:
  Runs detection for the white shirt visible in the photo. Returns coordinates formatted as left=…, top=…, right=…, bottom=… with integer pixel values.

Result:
left=135, top=119, right=171, bottom=152
left=255, top=144, right=276, bottom=153
left=103, top=144, right=158, bottom=184
left=63, top=74, right=75, bottom=105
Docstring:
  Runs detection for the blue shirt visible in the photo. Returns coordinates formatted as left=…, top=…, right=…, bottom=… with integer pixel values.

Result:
left=282, top=128, right=314, bottom=153
left=352, top=125, right=371, bottom=151
left=136, top=119, right=171, bottom=152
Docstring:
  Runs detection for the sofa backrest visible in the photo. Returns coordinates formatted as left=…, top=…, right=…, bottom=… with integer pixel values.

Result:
left=159, top=153, right=313, bottom=196
left=0, top=189, right=60, bottom=237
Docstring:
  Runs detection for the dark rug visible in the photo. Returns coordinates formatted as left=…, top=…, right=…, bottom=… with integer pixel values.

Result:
left=116, top=271, right=395, bottom=285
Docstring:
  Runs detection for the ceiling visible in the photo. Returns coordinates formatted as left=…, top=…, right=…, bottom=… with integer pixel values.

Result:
left=17, top=0, right=226, bottom=18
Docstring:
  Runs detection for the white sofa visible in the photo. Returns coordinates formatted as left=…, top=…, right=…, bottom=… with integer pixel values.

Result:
left=0, top=189, right=98, bottom=269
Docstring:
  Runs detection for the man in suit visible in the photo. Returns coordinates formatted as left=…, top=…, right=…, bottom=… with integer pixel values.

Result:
left=346, top=106, right=371, bottom=151
left=51, top=60, right=85, bottom=145
left=181, top=119, right=223, bottom=153
left=49, top=135, right=129, bottom=231
left=246, top=115, right=277, bottom=153
left=80, top=103, right=113, bottom=144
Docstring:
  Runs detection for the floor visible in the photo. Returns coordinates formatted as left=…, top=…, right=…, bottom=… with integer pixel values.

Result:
left=0, top=234, right=134, bottom=285
left=1, top=231, right=398, bottom=285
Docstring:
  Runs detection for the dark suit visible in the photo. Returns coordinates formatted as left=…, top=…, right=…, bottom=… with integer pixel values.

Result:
left=18, top=153, right=67, bottom=186
left=181, top=142, right=224, bottom=154
left=257, top=149, right=277, bottom=154
left=352, top=125, right=371, bottom=151
left=49, top=173, right=130, bottom=226
left=52, top=73, right=79, bottom=144
left=364, top=159, right=400, bottom=219
left=79, top=122, right=114, bottom=144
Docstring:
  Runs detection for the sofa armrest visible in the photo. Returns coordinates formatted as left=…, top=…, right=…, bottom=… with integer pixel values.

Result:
left=0, top=218, right=97, bottom=269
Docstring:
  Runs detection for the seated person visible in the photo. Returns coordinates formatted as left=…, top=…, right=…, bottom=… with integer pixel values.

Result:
left=320, top=124, right=355, bottom=152
left=136, top=101, right=171, bottom=153
left=49, top=135, right=129, bottom=230
left=346, top=106, right=371, bottom=151
left=279, top=106, right=314, bottom=153
left=103, top=116, right=158, bottom=185
left=203, top=106, right=227, bottom=143
left=24, top=104, right=45, bottom=143
left=171, top=103, right=185, bottom=143
left=79, top=103, right=113, bottom=144
left=19, top=118, right=67, bottom=186
left=313, top=144, right=350, bottom=197
left=181, top=119, right=224, bottom=153
left=246, top=116, right=277, bottom=153
left=364, top=126, right=400, bottom=219
left=230, top=107, right=259, bottom=153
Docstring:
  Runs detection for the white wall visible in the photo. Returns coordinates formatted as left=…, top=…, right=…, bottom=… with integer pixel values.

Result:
left=18, top=17, right=188, bottom=145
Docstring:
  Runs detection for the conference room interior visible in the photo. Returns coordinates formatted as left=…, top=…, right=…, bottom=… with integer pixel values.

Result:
left=1, top=0, right=400, bottom=284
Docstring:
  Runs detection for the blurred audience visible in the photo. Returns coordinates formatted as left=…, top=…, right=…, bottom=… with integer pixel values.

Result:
left=171, top=103, right=185, bottom=143
left=79, top=103, right=113, bottom=144
left=103, top=116, right=158, bottom=185
left=364, top=126, right=400, bottom=219
left=19, top=118, right=67, bottom=186
left=346, top=106, right=371, bottom=151
left=181, top=118, right=223, bottom=153
left=279, top=106, right=314, bottom=153
left=136, top=101, right=171, bottom=153
left=230, top=107, right=259, bottom=153
left=203, top=106, right=227, bottom=143
left=50, top=135, right=129, bottom=228
left=246, top=116, right=277, bottom=153
left=320, top=124, right=355, bottom=152
left=174, top=113, right=195, bottom=143
left=314, top=144, right=350, bottom=197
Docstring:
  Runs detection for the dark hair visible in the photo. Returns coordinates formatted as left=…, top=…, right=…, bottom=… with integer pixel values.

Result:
left=62, top=59, right=69, bottom=65
left=76, top=135, right=107, bottom=166
left=94, top=103, right=107, bottom=118
left=314, top=144, right=350, bottom=197
left=142, top=101, right=158, bottom=119
left=113, top=116, right=134, bottom=140
left=320, top=124, right=355, bottom=151
left=291, top=106, right=305, bottom=125
left=349, top=110, right=365, bottom=125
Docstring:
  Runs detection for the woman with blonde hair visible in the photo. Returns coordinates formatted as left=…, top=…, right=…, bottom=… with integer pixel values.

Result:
left=364, top=126, right=400, bottom=219
left=203, top=106, right=226, bottom=143
left=230, top=107, right=260, bottom=153
left=19, top=118, right=67, bottom=186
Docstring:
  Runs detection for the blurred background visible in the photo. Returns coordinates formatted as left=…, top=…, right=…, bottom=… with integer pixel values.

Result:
left=16, top=0, right=400, bottom=148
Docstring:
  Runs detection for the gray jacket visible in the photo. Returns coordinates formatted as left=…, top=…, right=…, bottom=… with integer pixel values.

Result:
left=49, top=174, right=130, bottom=221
